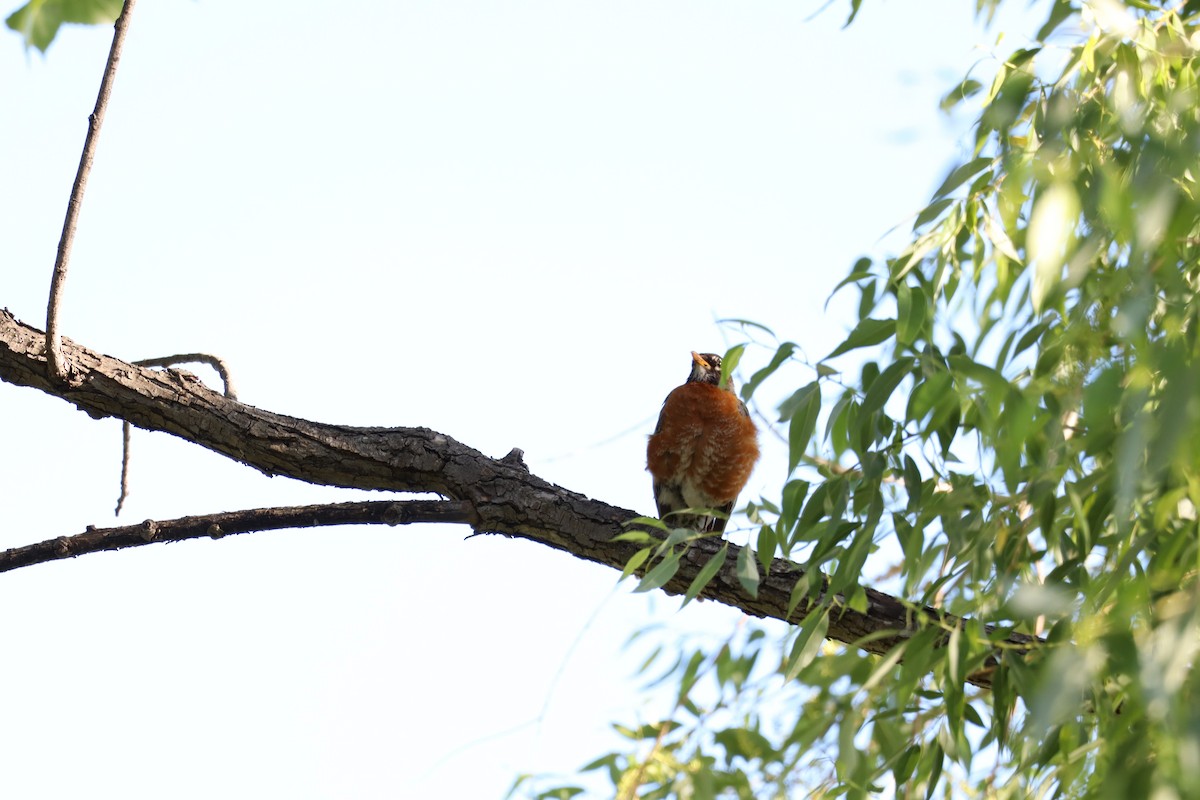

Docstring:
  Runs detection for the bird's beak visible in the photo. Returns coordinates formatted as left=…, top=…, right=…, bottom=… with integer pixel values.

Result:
left=691, top=351, right=709, bottom=369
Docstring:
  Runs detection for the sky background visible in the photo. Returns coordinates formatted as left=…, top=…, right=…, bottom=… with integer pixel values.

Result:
left=0, top=1, right=1046, bottom=796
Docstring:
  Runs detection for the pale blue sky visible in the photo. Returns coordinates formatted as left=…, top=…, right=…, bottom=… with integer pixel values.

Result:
left=0, top=1, right=1045, bottom=796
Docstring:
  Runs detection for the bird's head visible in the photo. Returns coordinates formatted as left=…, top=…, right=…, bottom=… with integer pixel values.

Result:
left=687, top=351, right=727, bottom=388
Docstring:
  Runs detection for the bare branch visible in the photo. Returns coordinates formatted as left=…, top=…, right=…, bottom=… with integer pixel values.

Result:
left=45, top=0, right=138, bottom=380
left=134, top=352, right=238, bottom=399
left=0, top=309, right=1037, bottom=689
left=116, top=351, right=239, bottom=514
left=0, top=501, right=471, bottom=574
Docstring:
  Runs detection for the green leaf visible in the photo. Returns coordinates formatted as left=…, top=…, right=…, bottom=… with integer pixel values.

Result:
left=786, top=382, right=821, bottom=474
left=1011, top=319, right=1051, bottom=362
left=907, top=367, right=947, bottom=421
left=621, top=547, right=652, bottom=580
left=824, top=318, right=896, bottom=361
left=830, top=257, right=874, bottom=297
left=984, top=210, right=1021, bottom=263
left=657, top=525, right=699, bottom=556
left=612, top=530, right=654, bottom=544
left=824, top=391, right=853, bottom=444
left=623, top=515, right=669, bottom=531
left=844, top=0, right=862, bottom=27
left=613, top=722, right=667, bottom=740
left=858, top=278, right=878, bottom=320
left=677, top=650, right=706, bottom=702
left=932, top=157, right=992, bottom=200
left=781, top=479, right=810, bottom=533
left=1083, top=362, right=1124, bottom=435
left=1035, top=0, right=1076, bottom=41
left=923, top=742, right=945, bottom=800
left=777, top=380, right=819, bottom=422
left=894, top=744, right=921, bottom=784
left=1147, top=342, right=1198, bottom=478
left=720, top=343, right=746, bottom=390
left=634, top=646, right=665, bottom=682
left=846, top=586, right=868, bottom=613
left=828, top=525, right=872, bottom=596
left=535, top=787, right=585, bottom=800
left=815, top=362, right=839, bottom=378
left=716, top=318, right=776, bottom=338
left=980, top=58, right=1035, bottom=133
left=939, top=78, right=983, bottom=112
left=896, top=283, right=928, bottom=346
left=946, top=623, right=963, bottom=686
left=913, top=198, right=954, bottom=231
left=862, top=640, right=907, bottom=692
left=503, top=774, right=533, bottom=800
left=1028, top=182, right=1080, bottom=313
left=786, top=572, right=812, bottom=620
left=741, top=342, right=797, bottom=401
left=634, top=551, right=680, bottom=592
left=798, top=479, right=836, bottom=531
left=784, top=609, right=829, bottom=680
left=682, top=544, right=727, bottom=606
left=713, top=727, right=774, bottom=762
left=736, top=543, right=760, bottom=598
left=6, top=0, right=122, bottom=52
left=830, top=397, right=859, bottom=457
left=859, top=358, right=914, bottom=423
left=578, top=753, right=619, bottom=773
left=903, top=455, right=923, bottom=512
left=947, top=354, right=1010, bottom=397
left=756, top=525, right=775, bottom=575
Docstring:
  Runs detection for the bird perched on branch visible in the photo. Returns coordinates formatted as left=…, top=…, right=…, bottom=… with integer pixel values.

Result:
left=646, top=351, right=760, bottom=533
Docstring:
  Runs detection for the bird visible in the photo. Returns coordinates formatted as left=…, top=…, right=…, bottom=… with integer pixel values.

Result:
left=646, top=351, right=760, bottom=533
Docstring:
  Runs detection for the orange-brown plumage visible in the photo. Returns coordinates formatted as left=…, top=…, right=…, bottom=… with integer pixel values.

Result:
left=647, top=352, right=759, bottom=533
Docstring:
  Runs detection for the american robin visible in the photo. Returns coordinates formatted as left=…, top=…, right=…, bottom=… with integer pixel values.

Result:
left=646, top=351, right=760, bottom=533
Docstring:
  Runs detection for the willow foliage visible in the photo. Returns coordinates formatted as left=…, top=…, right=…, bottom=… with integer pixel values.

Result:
left=532, top=2, right=1200, bottom=798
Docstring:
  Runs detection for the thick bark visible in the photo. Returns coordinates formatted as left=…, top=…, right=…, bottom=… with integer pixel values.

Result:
left=0, top=309, right=1034, bottom=688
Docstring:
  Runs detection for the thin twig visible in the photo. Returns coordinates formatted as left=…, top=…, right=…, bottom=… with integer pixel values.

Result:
left=116, top=351, right=237, bottom=515
left=134, top=353, right=238, bottom=399
left=1, top=500, right=473, bottom=573
left=45, top=0, right=137, bottom=380
left=115, top=420, right=132, bottom=515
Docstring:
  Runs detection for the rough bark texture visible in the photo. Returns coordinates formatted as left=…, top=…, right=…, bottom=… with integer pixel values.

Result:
left=0, top=501, right=473, bottom=573
left=0, top=309, right=1034, bottom=689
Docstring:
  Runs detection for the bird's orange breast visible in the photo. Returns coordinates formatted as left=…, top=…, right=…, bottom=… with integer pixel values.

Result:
left=646, top=383, right=759, bottom=505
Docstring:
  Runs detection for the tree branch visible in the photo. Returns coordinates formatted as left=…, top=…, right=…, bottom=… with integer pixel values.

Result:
left=45, top=0, right=138, bottom=380
left=0, top=309, right=1036, bottom=689
left=0, top=501, right=471, bottom=573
